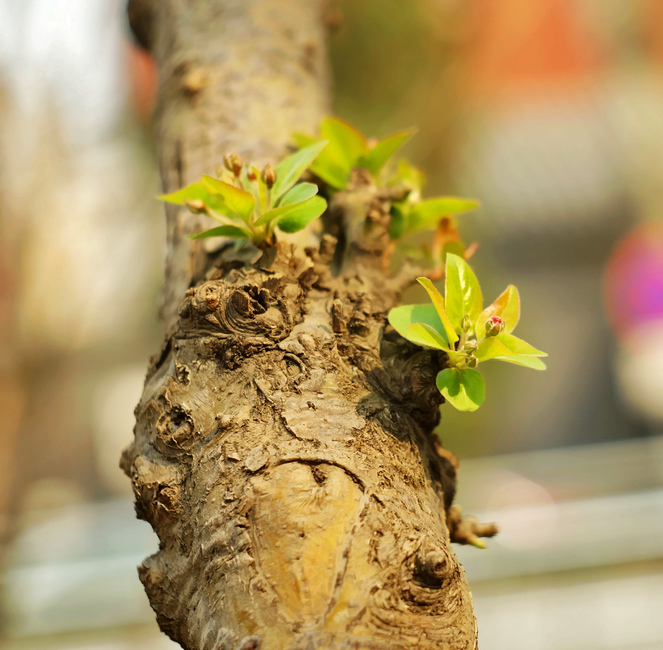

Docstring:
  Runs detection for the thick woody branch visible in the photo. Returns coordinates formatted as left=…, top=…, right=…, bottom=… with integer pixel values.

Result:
left=136, top=0, right=331, bottom=329
left=123, top=1, right=480, bottom=648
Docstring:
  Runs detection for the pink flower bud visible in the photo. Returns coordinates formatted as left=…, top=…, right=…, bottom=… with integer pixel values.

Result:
left=485, top=315, right=505, bottom=337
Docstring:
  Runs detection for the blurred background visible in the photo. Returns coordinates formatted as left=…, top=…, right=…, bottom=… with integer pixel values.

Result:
left=0, top=0, right=662, bottom=648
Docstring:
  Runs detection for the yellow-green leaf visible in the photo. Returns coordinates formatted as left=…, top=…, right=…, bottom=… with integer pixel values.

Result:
left=358, top=129, right=416, bottom=175
left=494, top=333, right=547, bottom=357
left=320, top=116, right=368, bottom=171
left=201, top=176, right=255, bottom=222
left=444, top=254, right=483, bottom=332
left=188, top=225, right=250, bottom=240
left=157, top=182, right=226, bottom=214
left=476, top=285, right=520, bottom=340
left=404, top=323, right=451, bottom=351
left=494, top=355, right=547, bottom=371
left=388, top=304, right=445, bottom=342
left=417, top=277, right=459, bottom=345
left=408, top=197, right=480, bottom=233
left=272, top=141, right=328, bottom=201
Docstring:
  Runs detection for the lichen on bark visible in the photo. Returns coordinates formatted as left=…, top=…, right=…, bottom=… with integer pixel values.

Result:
left=122, top=0, right=482, bottom=647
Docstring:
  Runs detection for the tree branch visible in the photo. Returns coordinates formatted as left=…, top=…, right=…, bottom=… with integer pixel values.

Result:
left=122, top=1, right=479, bottom=648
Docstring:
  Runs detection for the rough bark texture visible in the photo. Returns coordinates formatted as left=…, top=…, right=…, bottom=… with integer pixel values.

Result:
left=122, top=1, right=480, bottom=648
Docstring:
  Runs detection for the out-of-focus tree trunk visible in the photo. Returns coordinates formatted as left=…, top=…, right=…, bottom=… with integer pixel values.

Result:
left=121, top=1, right=480, bottom=648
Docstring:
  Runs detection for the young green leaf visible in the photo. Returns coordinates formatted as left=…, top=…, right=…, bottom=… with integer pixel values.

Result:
left=492, top=355, right=547, bottom=371
left=188, top=225, right=251, bottom=240
left=436, top=368, right=486, bottom=412
left=255, top=192, right=324, bottom=227
left=494, top=333, right=547, bottom=357
left=444, top=254, right=483, bottom=332
left=320, top=116, right=368, bottom=172
left=388, top=304, right=445, bottom=342
left=157, top=181, right=226, bottom=214
left=388, top=204, right=407, bottom=239
left=408, top=197, right=480, bottom=233
left=272, top=141, right=328, bottom=200
left=404, top=323, right=451, bottom=350
left=276, top=195, right=327, bottom=233
left=201, top=176, right=255, bottom=222
left=275, top=182, right=319, bottom=208
left=475, top=337, right=512, bottom=362
left=358, top=129, right=416, bottom=175
left=476, top=285, right=520, bottom=340
left=416, top=277, right=459, bottom=345
left=293, top=134, right=350, bottom=189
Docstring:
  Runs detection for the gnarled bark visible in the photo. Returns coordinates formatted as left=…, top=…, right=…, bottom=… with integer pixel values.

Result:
left=122, top=1, right=480, bottom=647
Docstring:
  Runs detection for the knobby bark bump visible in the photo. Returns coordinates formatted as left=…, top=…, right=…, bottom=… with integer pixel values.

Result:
left=121, top=1, right=481, bottom=647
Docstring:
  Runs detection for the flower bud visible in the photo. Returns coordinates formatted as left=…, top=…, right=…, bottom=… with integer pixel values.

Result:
left=460, top=314, right=472, bottom=331
left=261, top=163, right=277, bottom=188
left=247, top=167, right=257, bottom=181
left=485, top=315, right=505, bottom=337
left=223, top=152, right=243, bottom=176
left=185, top=199, right=207, bottom=214
left=466, top=355, right=478, bottom=368
left=463, top=340, right=478, bottom=353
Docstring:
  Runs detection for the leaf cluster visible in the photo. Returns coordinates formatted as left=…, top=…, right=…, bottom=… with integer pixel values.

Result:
left=157, top=142, right=329, bottom=247
left=388, top=254, right=547, bottom=411
left=293, top=117, right=480, bottom=273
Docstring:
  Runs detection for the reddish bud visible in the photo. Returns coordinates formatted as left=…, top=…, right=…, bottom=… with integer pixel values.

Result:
left=261, top=163, right=277, bottom=188
left=186, top=199, right=207, bottom=214
left=247, top=167, right=257, bottom=181
left=223, top=152, right=243, bottom=175
left=466, top=355, right=478, bottom=369
left=485, top=316, right=506, bottom=337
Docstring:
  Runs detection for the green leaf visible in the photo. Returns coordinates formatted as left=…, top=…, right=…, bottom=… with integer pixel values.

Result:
left=201, top=176, right=255, bottom=222
left=475, top=337, right=512, bottom=362
left=254, top=189, right=322, bottom=226
left=293, top=133, right=350, bottom=189
left=476, top=335, right=547, bottom=370
left=276, top=195, right=327, bottom=233
left=157, top=181, right=226, bottom=214
left=388, top=204, right=407, bottom=239
left=494, top=333, right=547, bottom=357
left=417, top=277, right=459, bottom=345
left=403, top=323, right=451, bottom=350
left=476, top=285, right=520, bottom=340
left=358, top=129, right=416, bottom=175
left=388, top=304, right=444, bottom=340
left=436, top=368, right=485, bottom=412
left=394, top=159, right=426, bottom=194
left=188, top=225, right=250, bottom=240
left=494, top=355, right=547, bottom=371
left=275, top=182, right=319, bottom=208
left=320, top=116, right=368, bottom=171
left=272, top=141, right=328, bottom=201
left=408, top=197, right=480, bottom=232
left=444, top=254, right=483, bottom=332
